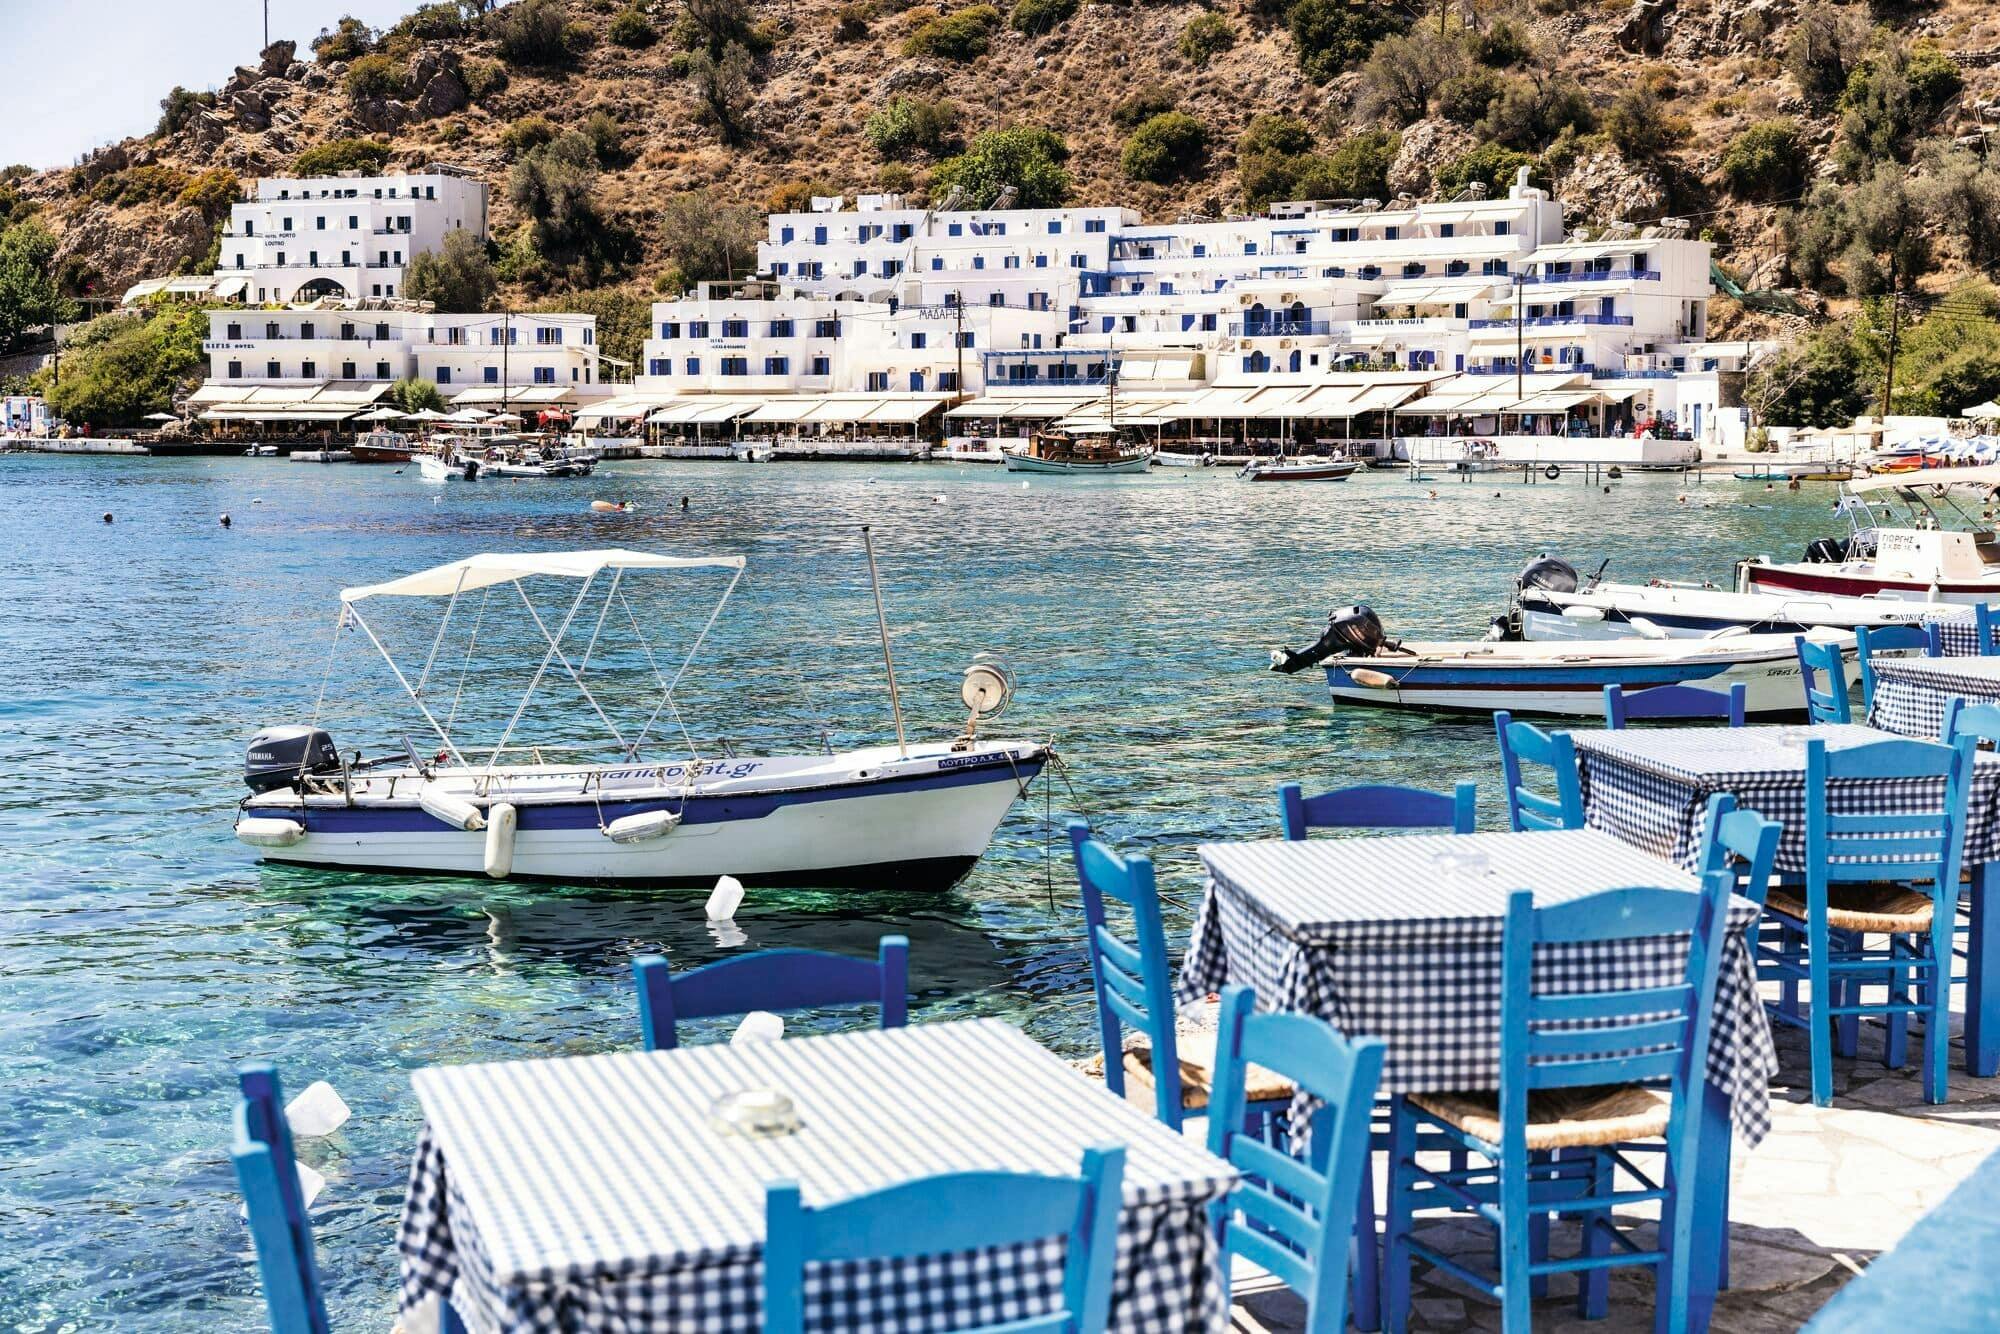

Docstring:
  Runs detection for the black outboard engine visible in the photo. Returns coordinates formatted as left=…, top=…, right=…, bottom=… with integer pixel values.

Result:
left=1271, top=604, right=1391, bottom=674
left=1517, top=556, right=1579, bottom=594
left=245, top=726, right=340, bottom=793
left=1804, top=536, right=1848, bottom=564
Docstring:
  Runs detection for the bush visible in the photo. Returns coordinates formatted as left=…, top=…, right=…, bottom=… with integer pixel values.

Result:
left=390, top=375, right=446, bottom=414
left=294, top=138, right=393, bottom=175
left=88, top=166, right=190, bottom=207
left=834, top=3, right=871, bottom=39
left=1287, top=0, right=1403, bottom=83
left=1785, top=3, right=1868, bottom=111
left=864, top=95, right=959, bottom=157
left=392, top=3, right=470, bottom=40
left=1111, top=90, right=1177, bottom=131
left=0, top=223, right=74, bottom=354
left=532, top=286, right=653, bottom=369
left=659, top=188, right=763, bottom=283
left=687, top=42, right=755, bottom=143
left=1296, top=129, right=1398, bottom=200
left=1476, top=17, right=1532, bottom=67
left=490, top=0, right=580, bottom=65
left=1719, top=119, right=1806, bottom=200
left=1240, top=114, right=1314, bottom=160
left=1476, top=71, right=1592, bottom=150
left=1010, top=0, right=1077, bottom=34
left=765, top=179, right=825, bottom=212
left=609, top=6, right=658, bottom=46
left=313, top=16, right=373, bottom=63
left=177, top=168, right=240, bottom=221
left=1838, top=39, right=1964, bottom=175
left=345, top=54, right=403, bottom=99
left=1356, top=27, right=1469, bottom=125
left=1920, top=143, right=2000, bottom=270
left=1121, top=111, right=1208, bottom=183
left=583, top=109, right=631, bottom=165
left=683, top=0, right=768, bottom=56
left=1436, top=143, right=1536, bottom=196
left=1601, top=85, right=1687, bottom=161
left=903, top=5, right=1002, bottom=60
left=156, top=86, right=216, bottom=137
left=460, top=57, right=509, bottom=101
left=404, top=229, right=497, bottom=312
left=1179, top=12, right=1235, bottom=67
left=42, top=305, right=203, bottom=427
left=502, top=114, right=559, bottom=159
left=931, top=126, right=1071, bottom=208
left=1436, top=68, right=1502, bottom=125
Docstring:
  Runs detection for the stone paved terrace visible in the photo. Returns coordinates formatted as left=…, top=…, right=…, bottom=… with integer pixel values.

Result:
left=1225, top=990, right=2000, bottom=1332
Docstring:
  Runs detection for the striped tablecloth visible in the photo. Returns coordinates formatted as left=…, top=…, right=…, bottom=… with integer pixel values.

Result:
left=397, top=1018, right=1237, bottom=1333
left=1869, top=655, right=2000, bottom=738
left=1922, top=606, right=2000, bottom=658
left=1181, top=829, right=1778, bottom=1144
left=1572, top=723, right=2000, bottom=874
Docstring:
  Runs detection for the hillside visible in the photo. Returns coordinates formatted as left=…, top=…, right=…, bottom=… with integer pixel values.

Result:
left=8, top=0, right=2000, bottom=419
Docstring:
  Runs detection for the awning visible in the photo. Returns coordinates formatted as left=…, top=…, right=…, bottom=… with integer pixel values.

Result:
left=201, top=406, right=363, bottom=422
left=450, top=385, right=576, bottom=407
left=945, top=397, right=1084, bottom=419
left=863, top=396, right=948, bottom=423
left=1508, top=389, right=1602, bottom=414
left=646, top=399, right=761, bottom=425
left=573, top=395, right=668, bottom=422
left=742, top=398, right=822, bottom=424
left=342, top=549, right=746, bottom=602
left=187, top=384, right=258, bottom=407
left=1373, top=278, right=1501, bottom=307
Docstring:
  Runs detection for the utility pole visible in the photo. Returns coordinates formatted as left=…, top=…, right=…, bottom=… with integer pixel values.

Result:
left=501, top=308, right=510, bottom=413
left=1514, top=270, right=1524, bottom=423
left=1880, top=253, right=1901, bottom=430
left=263, top=0, right=270, bottom=53
left=953, top=291, right=964, bottom=397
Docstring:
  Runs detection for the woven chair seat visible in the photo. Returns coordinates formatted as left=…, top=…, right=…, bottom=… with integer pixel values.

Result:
left=1409, top=1084, right=1669, bottom=1150
left=1766, top=883, right=1936, bottom=933
left=1123, top=1030, right=1295, bottom=1111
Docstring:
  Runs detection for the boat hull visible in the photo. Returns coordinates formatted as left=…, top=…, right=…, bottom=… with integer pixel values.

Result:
left=1321, top=640, right=1822, bottom=717
left=1742, top=563, right=1999, bottom=602
left=1518, top=585, right=1942, bottom=641
left=1002, top=451, right=1151, bottom=475
left=1239, top=460, right=1359, bottom=482
left=238, top=745, right=1045, bottom=888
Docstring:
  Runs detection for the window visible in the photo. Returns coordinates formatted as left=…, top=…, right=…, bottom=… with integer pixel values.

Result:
left=1245, top=243, right=1257, bottom=255
left=866, top=371, right=889, bottom=391
left=226, top=322, right=242, bottom=340
left=1003, top=255, right=1020, bottom=269
left=910, top=332, right=927, bottom=349
left=265, top=321, right=281, bottom=339
left=947, top=223, right=963, bottom=236
left=584, top=329, right=594, bottom=345
left=341, top=361, right=355, bottom=378
left=689, top=321, right=710, bottom=338
left=435, top=366, right=451, bottom=384
left=1384, top=227, right=1399, bottom=241
left=765, top=356, right=788, bottom=375
left=721, top=319, right=748, bottom=338
left=892, top=224, right=912, bottom=241
left=939, top=371, right=958, bottom=391
left=768, top=319, right=794, bottom=337
left=267, top=360, right=281, bottom=378
left=810, top=355, right=830, bottom=375
left=375, top=322, right=389, bottom=340
left=315, top=217, right=326, bottom=230
left=1047, top=220, right=1061, bottom=234
left=348, top=215, right=358, bottom=229
left=930, top=257, right=943, bottom=271
left=375, top=361, right=391, bottom=379
left=534, top=366, right=557, bottom=384
left=955, top=331, right=974, bottom=348
left=1200, top=313, right=1217, bottom=331
left=780, top=225, right=795, bottom=243
left=536, top=327, right=564, bottom=345
left=281, top=218, right=292, bottom=231
left=649, top=358, right=670, bottom=375
left=880, top=260, right=902, bottom=277
left=720, top=357, right=748, bottom=376
left=972, top=256, right=985, bottom=270
left=1034, top=254, right=1048, bottom=269
left=1494, top=220, right=1509, bottom=236
left=276, top=251, right=286, bottom=266
left=227, top=360, right=242, bottom=378
left=1084, top=219, right=1106, bottom=233
left=1069, top=254, right=1086, bottom=268
left=1192, top=243, right=1206, bottom=257
left=243, top=221, right=255, bottom=236
left=813, top=318, right=840, bottom=338
left=660, top=322, right=679, bottom=339
left=812, top=226, right=827, bottom=245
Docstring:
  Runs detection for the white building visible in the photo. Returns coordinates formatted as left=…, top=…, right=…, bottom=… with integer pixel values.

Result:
left=213, top=166, right=488, bottom=305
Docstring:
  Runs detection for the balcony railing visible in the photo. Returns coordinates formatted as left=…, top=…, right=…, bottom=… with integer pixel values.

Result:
left=1228, top=319, right=1332, bottom=337
left=1465, top=363, right=1599, bottom=376
left=1467, top=314, right=1634, bottom=329
left=1593, top=368, right=1679, bottom=379
left=1522, top=268, right=1660, bottom=285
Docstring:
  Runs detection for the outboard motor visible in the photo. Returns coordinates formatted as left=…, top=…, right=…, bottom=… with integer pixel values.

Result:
left=1803, top=536, right=1849, bottom=564
left=1270, top=604, right=1393, bottom=674
left=1517, top=556, right=1579, bottom=594
left=245, top=725, right=340, bottom=793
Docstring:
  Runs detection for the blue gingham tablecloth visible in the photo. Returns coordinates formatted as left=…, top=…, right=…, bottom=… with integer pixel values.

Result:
left=1869, top=655, right=2000, bottom=738
left=1180, top=829, right=1778, bottom=1145
left=1922, top=606, right=2000, bottom=658
left=398, top=1019, right=1237, bottom=1333
left=1572, top=723, right=2000, bottom=876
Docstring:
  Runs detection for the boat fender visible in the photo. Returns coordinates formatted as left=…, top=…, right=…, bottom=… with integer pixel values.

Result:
left=419, top=785, right=487, bottom=832
left=483, top=803, right=517, bottom=879
left=1559, top=606, right=1607, bottom=621
left=1627, top=617, right=1670, bottom=640
left=605, top=809, right=682, bottom=843
left=236, top=817, right=306, bottom=847
left=1348, top=668, right=1395, bottom=689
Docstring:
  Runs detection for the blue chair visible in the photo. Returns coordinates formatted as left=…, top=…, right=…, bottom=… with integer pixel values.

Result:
left=230, top=1064, right=329, bottom=1334
left=1758, top=737, right=1972, bottom=1105
left=1602, top=682, right=1746, bottom=729
left=1207, top=985, right=1386, bottom=1334
left=1493, top=712, right=1584, bottom=832
left=1697, top=793, right=1783, bottom=909
left=1279, top=781, right=1477, bottom=838
left=1383, top=874, right=1737, bottom=1334
left=1855, top=623, right=1938, bottom=717
left=1795, top=636, right=1853, bottom=724
left=632, top=936, right=908, bottom=1051
left=1979, top=604, right=2000, bottom=656
left=763, top=1145, right=1126, bottom=1334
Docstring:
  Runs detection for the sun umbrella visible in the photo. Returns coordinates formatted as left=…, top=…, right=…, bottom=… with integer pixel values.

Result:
left=1965, top=401, right=2000, bottom=421
left=405, top=408, right=449, bottom=421
left=487, top=412, right=524, bottom=425
left=457, top=407, right=493, bottom=418
left=354, top=406, right=408, bottom=421
left=144, top=412, right=178, bottom=421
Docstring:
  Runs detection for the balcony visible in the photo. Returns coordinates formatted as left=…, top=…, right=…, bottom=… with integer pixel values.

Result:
left=1522, top=268, right=1661, bottom=285
left=1228, top=319, right=1332, bottom=338
left=1467, top=363, right=1598, bottom=376
left=1467, top=315, right=1635, bottom=329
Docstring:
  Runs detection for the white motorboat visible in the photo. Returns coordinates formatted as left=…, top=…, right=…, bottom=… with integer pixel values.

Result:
left=1238, top=456, right=1359, bottom=483
left=1510, top=556, right=1947, bottom=642
left=417, top=449, right=480, bottom=481
left=1738, top=465, right=2000, bottom=601
left=233, top=548, right=1047, bottom=888
left=243, top=444, right=280, bottom=457
left=733, top=442, right=774, bottom=462
left=1270, top=604, right=1844, bottom=717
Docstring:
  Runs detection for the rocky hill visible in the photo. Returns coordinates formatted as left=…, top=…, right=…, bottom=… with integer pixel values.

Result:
left=9, top=0, right=2000, bottom=329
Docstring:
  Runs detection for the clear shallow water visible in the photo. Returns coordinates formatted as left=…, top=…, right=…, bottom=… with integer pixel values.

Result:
left=0, top=455, right=1836, bottom=1327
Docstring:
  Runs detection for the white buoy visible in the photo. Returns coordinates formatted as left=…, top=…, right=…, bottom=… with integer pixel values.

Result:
left=706, top=874, right=745, bottom=921
left=732, top=1010, right=784, bottom=1044
left=483, top=802, right=517, bottom=879
left=285, top=1081, right=352, bottom=1138
left=235, top=817, right=305, bottom=847
left=419, top=785, right=486, bottom=831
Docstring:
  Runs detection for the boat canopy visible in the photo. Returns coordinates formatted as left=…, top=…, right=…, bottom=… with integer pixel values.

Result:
left=341, top=548, right=746, bottom=602
left=1847, top=465, right=2000, bottom=495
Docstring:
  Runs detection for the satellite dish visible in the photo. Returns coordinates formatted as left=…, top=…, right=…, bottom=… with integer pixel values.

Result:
left=960, top=661, right=1014, bottom=736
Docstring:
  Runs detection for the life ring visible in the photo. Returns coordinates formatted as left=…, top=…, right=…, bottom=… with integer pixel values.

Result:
left=1544, top=465, right=1561, bottom=480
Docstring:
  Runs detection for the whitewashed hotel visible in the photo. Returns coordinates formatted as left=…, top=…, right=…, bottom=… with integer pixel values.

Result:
left=625, top=174, right=1752, bottom=464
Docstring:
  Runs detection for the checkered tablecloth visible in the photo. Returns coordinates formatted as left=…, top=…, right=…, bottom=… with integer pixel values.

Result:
left=1922, top=607, right=2000, bottom=658
left=397, top=1019, right=1237, bottom=1333
left=1571, top=723, right=2000, bottom=876
left=1181, top=829, right=1778, bottom=1145
left=1869, top=655, right=2000, bottom=738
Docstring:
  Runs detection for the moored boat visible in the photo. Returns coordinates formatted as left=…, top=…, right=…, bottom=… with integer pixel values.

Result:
left=351, top=429, right=415, bottom=464
left=1001, top=428, right=1153, bottom=475
left=1738, top=465, right=2000, bottom=601
left=1238, top=456, right=1359, bottom=483
left=290, top=449, right=353, bottom=463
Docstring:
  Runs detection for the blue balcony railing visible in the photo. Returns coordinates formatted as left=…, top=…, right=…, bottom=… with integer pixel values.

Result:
left=1522, top=268, right=1661, bottom=285
left=1467, top=315, right=1634, bottom=329
left=1593, top=369, right=1678, bottom=380
left=1467, top=363, right=1598, bottom=376
left=1228, top=319, right=1332, bottom=337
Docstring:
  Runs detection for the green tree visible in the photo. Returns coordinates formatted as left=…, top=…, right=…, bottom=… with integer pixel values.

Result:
left=686, top=42, right=755, bottom=143
left=1010, top=0, right=1077, bottom=34
left=507, top=132, right=605, bottom=254
left=1837, top=40, right=1963, bottom=176
left=1296, top=130, right=1399, bottom=200
left=1477, top=71, right=1592, bottom=151
left=583, top=110, right=632, bottom=166
left=609, top=6, right=659, bottom=46
left=1785, top=3, right=1869, bottom=112
left=1287, top=0, right=1402, bottom=83
left=177, top=168, right=241, bottom=223
left=390, top=375, right=447, bottom=413
left=864, top=96, right=959, bottom=157
left=294, top=139, right=393, bottom=175
left=1111, top=91, right=1178, bottom=132
left=1356, top=27, right=1469, bottom=126
left=1719, top=119, right=1806, bottom=200
left=41, top=305, right=203, bottom=425
left=489, top=0, right=580, bottom=64
left=1748, top=321, right=1869, bottom=427
left=1179, top=13, right=1235, bottom=67
left=313, top=15, right=374, bottom=62
left=393, top=3, right=471, bottom=39
left=1122, top=112, right=1208, bottom=184
left=531, top=287, right=653, bottom=370
left=1918, top=142, right=2000, bottom=270
left=1601, top=85, right=1687, bottom=161
left=1435, top=143, right=1535, bottom=196
left=931, top=126, right=1072, bottom=208
left=156, top=86, right=216, bottom=137
left=404, top=229, right=497, bottom=312
left=658, top=189, right=763, bottom=283
left=502, top=114, right=560, bottom=159
left=0, top=223, right=72, bottom=353
left=345, top=54, right=403, bottom=99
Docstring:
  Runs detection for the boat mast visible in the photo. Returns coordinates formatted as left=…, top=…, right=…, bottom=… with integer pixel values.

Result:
left=860, top=526, right=908, bottom=759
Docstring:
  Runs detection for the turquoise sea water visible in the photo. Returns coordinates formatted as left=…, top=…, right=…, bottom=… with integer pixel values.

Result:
left=0, top=454, right=1836, bottom=1327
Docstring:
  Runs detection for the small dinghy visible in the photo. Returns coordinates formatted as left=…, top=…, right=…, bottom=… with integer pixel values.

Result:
left=1271, top=604, right=1846, bottom=717
left=234, top=548, right=1045, bottom=888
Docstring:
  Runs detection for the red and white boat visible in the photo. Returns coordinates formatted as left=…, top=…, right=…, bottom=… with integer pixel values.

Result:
left=1738, top=465, right=2000, bottom=603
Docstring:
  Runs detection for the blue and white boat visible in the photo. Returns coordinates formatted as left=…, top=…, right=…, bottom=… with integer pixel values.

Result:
left=233, top=549, right=1046, bottom=889
left=1271, top=605, right=1844, bottom=717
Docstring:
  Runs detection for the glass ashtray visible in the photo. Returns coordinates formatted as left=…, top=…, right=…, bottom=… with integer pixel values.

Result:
left=708, top=1087, right=802, bottom=1139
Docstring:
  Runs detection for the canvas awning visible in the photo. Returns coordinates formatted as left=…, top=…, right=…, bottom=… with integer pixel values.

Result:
left=341, top=549, right=746, bottom=603
left=863, top=396, right=948, bottom=423
left=450, top=385, right=576, bottom=407
left=742, top=398, right=822, bottom=423
left=945, top=397, right=1083, bottom=419
left=647, top=399, right=761, bottom=425
left=1373, top=278, right=1502, bottom=307
left=572, top=395, right=668, bottom=422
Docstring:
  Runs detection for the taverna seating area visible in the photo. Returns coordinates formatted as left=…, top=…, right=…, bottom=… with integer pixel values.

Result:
left=222, top=621, right=2000, bottom=1333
